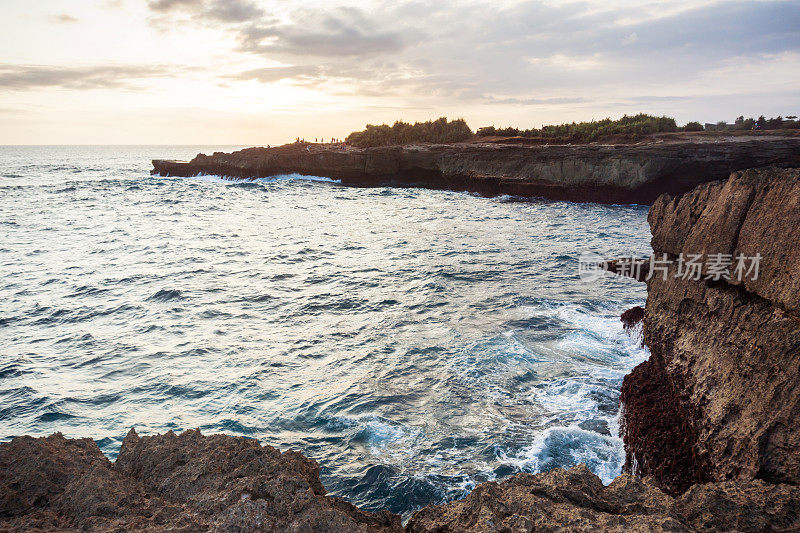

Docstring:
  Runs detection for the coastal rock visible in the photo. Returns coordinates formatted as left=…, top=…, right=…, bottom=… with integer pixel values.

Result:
left=152, top=136, right=800, bottom=204
left=4, top=432, right=799, bottom=532
left=620, top=305, right=645, bottom=332
left=621, top=167, right=800, bottom=493
left=405, top=464, right=800, bottom=532
left=600, top=258, right=650, bottom=281
left=0, top=429, right=401, bottom=532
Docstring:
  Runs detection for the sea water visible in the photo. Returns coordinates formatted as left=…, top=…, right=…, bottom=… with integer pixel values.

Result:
left=0, top=145, right=650, bottom=518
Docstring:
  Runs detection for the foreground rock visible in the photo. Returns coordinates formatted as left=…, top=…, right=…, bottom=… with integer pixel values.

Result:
left=6, top=430, right=800, bottom=532
left=0, top=429, right=400, bottom=532
left=3, top=431, right=800, bottom=532
left=152, top=136, right=800, bottom=204
left=407, top=464, right=800, bottom=532
left=621, top=167, right=800, bottom=494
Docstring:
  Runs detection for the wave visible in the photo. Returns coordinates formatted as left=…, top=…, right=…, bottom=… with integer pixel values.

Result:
left=168, top=173, right=341, bottom=184
left=147, top=289, right=183, bottom=302
left=502, top=425, right=625, bottom=485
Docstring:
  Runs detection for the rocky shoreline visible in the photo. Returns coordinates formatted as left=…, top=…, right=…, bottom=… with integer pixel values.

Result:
left=3, top=167, right=800, bottom=531
left=3, top=429, right=799, bottom=532
left=152, top=136, right=800, bottom=204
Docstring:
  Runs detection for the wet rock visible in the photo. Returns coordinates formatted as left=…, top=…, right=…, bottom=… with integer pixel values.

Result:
left=620, top=305, right=645, bottom=332
left=577, top=419, right=611, bottom=436
left=600, top=258, right=650, bottom=282
left=620, top=358, right=711, bottom=495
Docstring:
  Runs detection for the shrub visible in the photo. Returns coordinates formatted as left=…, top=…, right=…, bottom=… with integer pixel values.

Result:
left=479, top=114, right=679, bottom=142
left=683, top=121, right=704, bottom=132
left=346, top=117, right=473, bottom=147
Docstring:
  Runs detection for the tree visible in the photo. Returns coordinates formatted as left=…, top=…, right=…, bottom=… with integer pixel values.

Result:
left=767, top=116, right=784, bottom=129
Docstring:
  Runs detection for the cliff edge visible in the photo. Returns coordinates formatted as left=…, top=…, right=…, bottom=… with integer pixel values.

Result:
left=152, top=136, right=800, bottom=204
left=621, top=167, right=800, bottom=494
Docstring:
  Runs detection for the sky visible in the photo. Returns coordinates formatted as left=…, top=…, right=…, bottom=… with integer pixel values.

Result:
left=1, top=0, right=799, bottom=144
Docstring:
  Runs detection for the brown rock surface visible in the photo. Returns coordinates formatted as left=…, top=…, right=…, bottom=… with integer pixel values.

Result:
left=152, top=136, right=800, bottom=204
left=406, top=464, right=800, bottom=532
left=622, top=167, right=800, bottom=493
left=3, top=433, right=798, bottom=532
left=0, top=429, right=401, bottom=532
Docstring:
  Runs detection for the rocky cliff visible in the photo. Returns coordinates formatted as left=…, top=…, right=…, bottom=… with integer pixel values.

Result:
left=620, top=167, right=800, bottom=495
left=152, top=136, right=800, bottom=203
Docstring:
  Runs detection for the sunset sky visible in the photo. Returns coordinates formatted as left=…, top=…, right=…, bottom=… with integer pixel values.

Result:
left=2, top=0, right=799, bottom=144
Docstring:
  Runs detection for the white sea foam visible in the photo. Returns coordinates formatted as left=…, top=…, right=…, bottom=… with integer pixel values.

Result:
left=163, top=173, right=341, bottom=184
left=533, top=380, right=602, bottom=419
left=503, top=425, right=625, bottom=484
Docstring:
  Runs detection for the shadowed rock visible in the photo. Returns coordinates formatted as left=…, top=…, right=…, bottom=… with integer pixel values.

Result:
left=600, top=259, right=650, bottom=282
left=3, top=433, right=798, bottom=531
left=620, top=306, right=645, bottom=332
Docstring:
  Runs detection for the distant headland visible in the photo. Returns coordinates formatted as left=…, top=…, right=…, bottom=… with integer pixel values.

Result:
left=153, top=114, right=800, bottom=204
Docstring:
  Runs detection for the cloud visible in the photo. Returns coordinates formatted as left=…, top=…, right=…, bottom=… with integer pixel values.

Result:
left=148, top=0, right=263, bottom=22
left=0, top=64, right=182, bottom=90
left=229, top=65, right=321, bottom=83
left=144, top=0, right=800, bottom=112
left=0, top=107, right=29, bottom=115
left=50, top=14, right=79, bottom=24
left=148, top=0, right=202, bottom=12
left=484, top=96, right=591, bottom=106
left=237, top=18, right=406, bottom=57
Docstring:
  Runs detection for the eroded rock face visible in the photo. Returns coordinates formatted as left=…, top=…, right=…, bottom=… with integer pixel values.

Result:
left=406, top=464, right=800, bottom=532
left=152, top=137, right=800, bottom=204
left=0, top=429, right=401, bottom=532
left=4, top=433, right=797, bottom=532
left=622, top=167, right=800, bottom=493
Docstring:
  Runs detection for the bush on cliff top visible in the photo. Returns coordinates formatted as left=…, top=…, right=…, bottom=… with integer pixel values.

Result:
left=476, top=113, right=679, bottom=142
left=345, top=117, right=473, bottom=147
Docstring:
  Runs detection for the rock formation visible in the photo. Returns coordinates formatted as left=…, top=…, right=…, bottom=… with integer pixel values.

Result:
left=0, top=429, right=401, bottom=532
left=152, top=136, right=800, bottom=204
left=407, top=464, right=800, bottom=532
left=3, top=431, right=798, bottom=532
left=620, top=167, right=800, bottom=494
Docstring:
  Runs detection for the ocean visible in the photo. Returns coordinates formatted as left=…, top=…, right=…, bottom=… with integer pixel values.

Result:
left=0, top=145, right=650, bottom=518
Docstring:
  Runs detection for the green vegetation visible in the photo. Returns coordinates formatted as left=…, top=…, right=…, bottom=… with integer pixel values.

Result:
left=476, top=114, right=678, bottom=142
left=343, top=112, right=799, bottom=147
left=345, top=117, right=472, bottom=147
left=478, top=113, right=799, bottom=139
